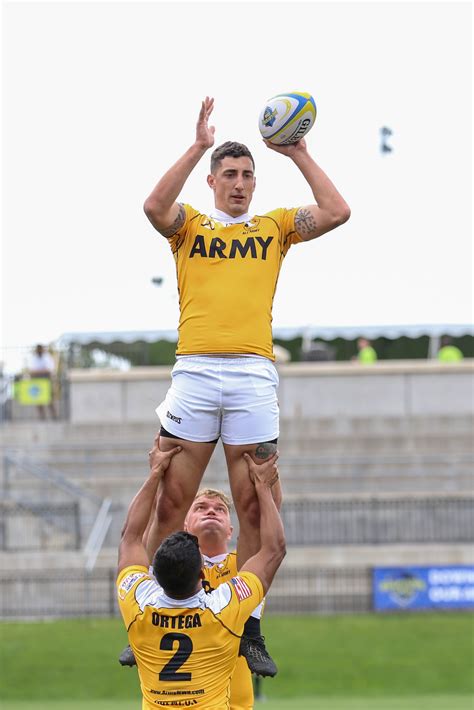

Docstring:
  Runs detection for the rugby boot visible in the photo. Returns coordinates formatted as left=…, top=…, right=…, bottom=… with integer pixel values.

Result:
left=239, top=635, right=278, bottom=677
left=118, top=644, right=137, bottom=667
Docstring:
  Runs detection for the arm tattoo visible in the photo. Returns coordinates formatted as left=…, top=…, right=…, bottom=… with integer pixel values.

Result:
left=159, top=204, right=186, bottom=238
left=295, top=208, right=318, bottom=237
left=254, top=442, right=278, bottom=460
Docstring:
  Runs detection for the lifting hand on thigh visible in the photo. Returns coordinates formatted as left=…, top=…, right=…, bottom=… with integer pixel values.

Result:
left=224, top=441, right=281, bottom=567
left=145, top=437, right=216, bottom=560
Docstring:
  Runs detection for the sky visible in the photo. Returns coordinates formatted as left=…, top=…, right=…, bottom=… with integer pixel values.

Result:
left=1, top=0, right=472, bottom=354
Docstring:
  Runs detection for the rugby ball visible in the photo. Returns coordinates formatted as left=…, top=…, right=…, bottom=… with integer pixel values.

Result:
left=259, top=92, right=317, bottom=145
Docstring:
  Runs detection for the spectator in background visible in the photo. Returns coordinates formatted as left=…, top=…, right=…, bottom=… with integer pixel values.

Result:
left=356, top=338, right=378, bottom=364
left=437, top=336, right=464, bottom=363
left=29, top=344, right=57, bottom=419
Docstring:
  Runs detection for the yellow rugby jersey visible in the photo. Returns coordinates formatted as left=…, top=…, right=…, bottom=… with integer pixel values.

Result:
left=202, top=551, right=238, bottom=592
left=167, top=205, right=302, bottom=360
left=117, top=565, right=264, bottom=710
left=202, top=552, right=253, bottom=710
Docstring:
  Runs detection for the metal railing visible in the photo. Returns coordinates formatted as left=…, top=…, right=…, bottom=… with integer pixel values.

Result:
left=2, top=490, right=472, bottom=552
left=0, top=500, right=81, bottom=551
left=0, top=566, right=372, bottom=619
left=1, top=452, right=112, bottom=568
left=280, top=496, right=474, bottom=545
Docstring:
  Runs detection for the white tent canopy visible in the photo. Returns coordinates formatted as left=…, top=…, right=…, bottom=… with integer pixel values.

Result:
left=57, top=323, right=473, bottom=348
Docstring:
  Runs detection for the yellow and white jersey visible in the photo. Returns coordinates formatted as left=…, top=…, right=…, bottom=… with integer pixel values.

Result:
left=167, top=205, right=302, bottom=360
left=117, top=565, right=264, bottom=710
left=202, top=551, right=238, bottom=592
left=202, top=552, right=253, bottom=710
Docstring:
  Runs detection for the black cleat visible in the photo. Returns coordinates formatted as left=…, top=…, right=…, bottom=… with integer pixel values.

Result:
left=118, top=644, right=137, bottom=667
left=239, top=635, right=278, bottom=677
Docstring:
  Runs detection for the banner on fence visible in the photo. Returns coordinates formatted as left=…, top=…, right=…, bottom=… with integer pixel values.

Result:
left=14, top=378, right=52, bottom=405
left=373, top=566, right=474, bottom=611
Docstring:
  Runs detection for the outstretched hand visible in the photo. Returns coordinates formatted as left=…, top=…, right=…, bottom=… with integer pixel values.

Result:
left=148, top=434, right=181, bottom=475
left=243, top=452, right=280, bottom=488
left=196, top=96, right=216, bottom=150
left=263, top=137, right=308, bottom=158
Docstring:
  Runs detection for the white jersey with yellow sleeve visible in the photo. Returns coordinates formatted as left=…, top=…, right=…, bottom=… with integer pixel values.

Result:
left=166, top=205, right=302, bottom=360
left=117, top=565, right=264, bottom=710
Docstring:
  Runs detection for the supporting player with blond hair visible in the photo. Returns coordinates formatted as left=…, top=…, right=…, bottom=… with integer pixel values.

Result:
left=184, top=488, right=268, bottom=708
left=117, top=435, right=285, bottom=709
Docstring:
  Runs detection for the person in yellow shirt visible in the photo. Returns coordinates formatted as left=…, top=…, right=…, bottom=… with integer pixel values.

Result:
left=120, top=487, right=265, bottom=709
left=437, top=336, right=464, bottom=363
left=356, top=338, right=378, bottom=364
left=117, top=434, right=285, bottom=710
left=186, top=488, right=264, bottom=709
left=142, top=98, right=350, bottom=675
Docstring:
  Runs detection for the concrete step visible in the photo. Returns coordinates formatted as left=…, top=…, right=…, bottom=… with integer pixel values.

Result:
left=4, top=466, right=473, bottom=501
left=6, top=450, right=473, bottom=475
left=1, top=415, right=472, bottom=447
left=2, top=542, right=473, bottom=573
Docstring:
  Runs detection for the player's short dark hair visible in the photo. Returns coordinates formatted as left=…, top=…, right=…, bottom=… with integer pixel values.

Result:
left=210, top=141, right=255, bottom=174
left=152, top=531, right=202, bottom=598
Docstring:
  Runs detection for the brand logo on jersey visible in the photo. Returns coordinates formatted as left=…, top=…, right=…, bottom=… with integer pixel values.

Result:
left=189, top=235, right=273, bottom=260
left=243, top=218, right=261, bottom=233
left=201, top=217, right=216, bottom=230
left=118, top=572, right=146, bottom=600
left=230, top=576, right=252, bottom=601
left=262, top=106, right=277, bottom=127
left=166, top=411, right=182, bottom=424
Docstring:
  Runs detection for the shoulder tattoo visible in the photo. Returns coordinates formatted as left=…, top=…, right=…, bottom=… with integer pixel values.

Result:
left=295, top=208, right=318, bottom=238
left=159, top=204, right=186, bottom=238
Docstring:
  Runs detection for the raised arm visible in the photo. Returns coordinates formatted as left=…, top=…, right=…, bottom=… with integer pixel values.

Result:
left=240, top=453, right=286, bottom=594
left=143, top=97, right=215, bottom=237
left=117, top=436, right=181, bottom=573
left=264, top=138, right=351, bottom=241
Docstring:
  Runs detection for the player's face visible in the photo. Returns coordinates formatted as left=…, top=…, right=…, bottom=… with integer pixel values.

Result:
left=207, top=156, right=256, bottom=217
left=185, top=496, right=233, bottom=542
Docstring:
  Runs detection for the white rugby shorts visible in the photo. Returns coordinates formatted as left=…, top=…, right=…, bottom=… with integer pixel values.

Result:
left=156, top=356, right=279, bottom=445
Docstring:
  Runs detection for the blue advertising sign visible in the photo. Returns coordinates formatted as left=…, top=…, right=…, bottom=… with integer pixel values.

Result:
left=373, top=566, right=474, bottom=611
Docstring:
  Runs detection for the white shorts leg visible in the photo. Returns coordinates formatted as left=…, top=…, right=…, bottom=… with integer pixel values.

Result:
left=220, top=357, right=279, bottom=445
left=156, top=357, right=222, bottom=442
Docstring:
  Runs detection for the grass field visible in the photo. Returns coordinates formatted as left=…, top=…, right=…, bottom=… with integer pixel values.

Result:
left=1, top=613, right=473, bottom=708
left=1, top=697, right=473, bottom=710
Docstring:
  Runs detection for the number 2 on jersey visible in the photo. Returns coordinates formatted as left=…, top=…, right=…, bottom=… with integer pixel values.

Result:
left=159, top=632, right=193, bottom=681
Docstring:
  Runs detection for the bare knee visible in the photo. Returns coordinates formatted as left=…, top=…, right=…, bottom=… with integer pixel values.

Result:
left=242, top=498, right=260, bottom=529
left=234, top=487, right=260, bottom=530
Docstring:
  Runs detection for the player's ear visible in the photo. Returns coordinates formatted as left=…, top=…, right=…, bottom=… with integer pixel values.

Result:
left=228, top=525, right=234, bottom=541
left=207, top=174, right=216, bottom=191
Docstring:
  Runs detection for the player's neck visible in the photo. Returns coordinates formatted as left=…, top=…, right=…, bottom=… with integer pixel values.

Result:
left=200, top=535, right=228, bottom=559
left=210, top=207, right=251, bottom=224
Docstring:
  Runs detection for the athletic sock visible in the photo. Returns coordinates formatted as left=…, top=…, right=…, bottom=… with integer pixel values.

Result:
left=243, top=615, right=261, bottom=639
